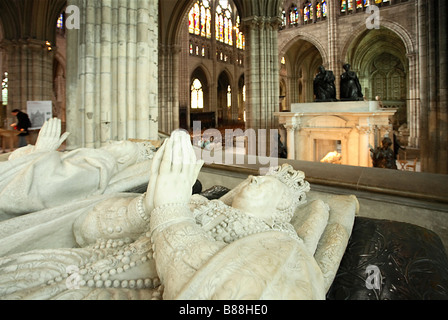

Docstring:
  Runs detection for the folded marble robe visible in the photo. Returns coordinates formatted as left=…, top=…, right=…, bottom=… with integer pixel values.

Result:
left=0, top=148, right=151, bottom=217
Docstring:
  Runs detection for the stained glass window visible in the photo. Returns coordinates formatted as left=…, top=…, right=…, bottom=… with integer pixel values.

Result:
left=2, top=72, right=8, bottom=106
left=289, top=5, right=299, bottom=25
left=357, top=0, right=368, bottom=9
left=282, top=10, right=287, bottom=28
left=304, top=2, right=313, bottom=22
left=189, top=1, right=211, bottom=39
left=216, top=0, right=233, bottom=45
left=56, top=14, right=64, bottom=29
left=322, top=1, right=327, bottom=17
left=189, top=0, right=245, bottom=61
left=235, top=16, right=245, bottom=50
left=341, top=0, right=353, bottom=12
left=191, top=78, right=204, bottom=109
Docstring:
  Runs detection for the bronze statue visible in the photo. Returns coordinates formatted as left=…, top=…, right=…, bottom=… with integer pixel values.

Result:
left=370, top=137, right=398, bottom=169
left=314, top=66, right=337, bottom=102
left=340, top=63, right=364, bottom=101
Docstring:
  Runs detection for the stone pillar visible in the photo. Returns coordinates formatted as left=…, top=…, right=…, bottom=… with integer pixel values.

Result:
left=358, top=125, right=373, bottom=167
left=284, top=123, right=298, bottom=160
left=244, top=15, right=281, bottom=155
left=66, top=0, right=159, bottom=149
left=406, top=52, right=420, bottom=148
left=418, top=0, right=448, bottom=173
left=2, top=39, right=54, bottom=121
left=158, top=44, right=180, bottom=134
left=327, top=0, right=341, bottom=98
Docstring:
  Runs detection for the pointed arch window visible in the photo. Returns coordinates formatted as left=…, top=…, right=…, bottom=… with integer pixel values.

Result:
left=57, top=14, right=64, bottom=29
left=341, top=0, right=353, bottom=13
left=191, top=78, right=204, bottom=109
left=281, top=10, right=287, bottom=29
left=235, top=16, right=245, bottom=50
left=289, top=4, right=299, bottom=25
left=357, top=0, right=368, bottom=9
left=304, top=2, right=313, bottom=23
left=216, top=0, right=233, bottom=45
left=317, top=1, right=327, bottom=19
left=189, top=1, right=211, bottom=39
left=227, top=85, right=232, bottom=108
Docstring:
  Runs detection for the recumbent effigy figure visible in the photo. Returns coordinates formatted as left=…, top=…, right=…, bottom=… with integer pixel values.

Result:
left=0, top=118, right=156, bottom=218
left=0, top=130, right=359, bottom=300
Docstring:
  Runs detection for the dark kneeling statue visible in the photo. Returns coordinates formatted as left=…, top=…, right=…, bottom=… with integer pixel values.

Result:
left=340, top=63, right=364, bottom=101
left=314, top=65, right=337, bottom=102
left=370, top=137, right=398, bottom=170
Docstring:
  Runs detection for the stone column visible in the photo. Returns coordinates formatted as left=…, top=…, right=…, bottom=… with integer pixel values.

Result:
left=418, top=0, right=448, bottom=173
left=357, top=125, right=373, bottom=167
left=285, top=123, right=299, bottom=160
left=158, top=44, right=181, bottom=134
left=244, top=15, right=281, bottom=155
left=406, top=52, right=420, bottom=148
left=3, top=39, right=54, bottom=120
left=327, top=0, right=341, bottom=98
left=66, top=0, right=159, bottom=149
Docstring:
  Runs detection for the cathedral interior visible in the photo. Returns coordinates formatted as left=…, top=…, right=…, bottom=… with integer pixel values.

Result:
left=0, top=0, right=446, bottom=173
left=0, top=0, right=447, bottom=302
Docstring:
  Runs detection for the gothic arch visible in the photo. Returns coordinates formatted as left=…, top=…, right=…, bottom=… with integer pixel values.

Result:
left=279, top=36, right=324, bottom=105
left=340, top=19, right=416, bottom=62
left=217, top=69, right=234, bottom=125
left=279, top=31, right=329, bottom=67
left=190, top=66, right=211, bottom=111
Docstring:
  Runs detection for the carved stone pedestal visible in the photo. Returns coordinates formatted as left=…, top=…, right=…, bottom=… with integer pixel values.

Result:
left=275, top=101, right=396, bottom=167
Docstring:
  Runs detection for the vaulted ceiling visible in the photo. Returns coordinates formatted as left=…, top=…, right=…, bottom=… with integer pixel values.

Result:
left=0, top=0, right=66, bottom=42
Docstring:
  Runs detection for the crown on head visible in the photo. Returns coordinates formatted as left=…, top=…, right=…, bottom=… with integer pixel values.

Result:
left=266, top=163, right=310, bottom=195
left=265, top=164, right=310, bottom=223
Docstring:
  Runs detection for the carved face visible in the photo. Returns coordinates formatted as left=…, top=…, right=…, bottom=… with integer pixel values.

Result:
left=231, top=175, right=288, bottom=224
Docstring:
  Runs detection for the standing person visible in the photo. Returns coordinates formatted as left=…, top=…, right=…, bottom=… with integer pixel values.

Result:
left=10, top=108, right=32, bottom=148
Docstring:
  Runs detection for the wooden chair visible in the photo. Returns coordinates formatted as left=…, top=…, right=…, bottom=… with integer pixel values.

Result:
left=397, top=154, right=408, bottom=171
left=405, top=158, right=418, bottom=172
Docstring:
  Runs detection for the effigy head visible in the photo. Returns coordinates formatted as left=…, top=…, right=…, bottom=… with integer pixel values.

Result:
left=231, top=163, right=310, bottom=226
left=265, top=163, right=310, bottom=222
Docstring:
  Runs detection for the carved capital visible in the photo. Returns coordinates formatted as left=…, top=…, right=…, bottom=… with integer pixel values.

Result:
left=284, top=123, right=300, bottom=132
left=357, top=126, right=372, bottom=135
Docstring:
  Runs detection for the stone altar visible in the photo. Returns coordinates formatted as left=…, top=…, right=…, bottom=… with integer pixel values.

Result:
left=275, top=101, right=397, bottom=167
